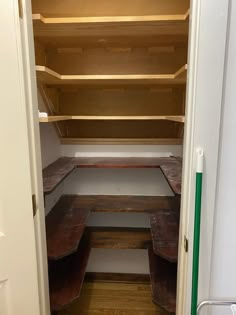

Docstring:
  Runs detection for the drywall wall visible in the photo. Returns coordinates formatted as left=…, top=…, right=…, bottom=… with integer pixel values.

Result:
left=209, top=2, right=236, bottom=315
left=38, top=91, right=61, bottom=168
left=87, top=249, right=149, bottom=274
left=61, top=144, right=183, bottom=157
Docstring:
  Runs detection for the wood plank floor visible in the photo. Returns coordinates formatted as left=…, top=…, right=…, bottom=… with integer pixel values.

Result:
left=58, top=281, right=169, bottom=315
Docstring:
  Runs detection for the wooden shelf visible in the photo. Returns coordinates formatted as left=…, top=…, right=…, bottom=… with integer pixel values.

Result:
left=46, top=196, right=90, bottom=259
left=150, top=210, right=179, bottom=262
left=43, top=157, right=182, bottom=195
left=36, top=65, right=187, bottom=86
left=72, top=195, right=175, bottom=213
left=39, top=115, right=72, bottom=122
left=40, top=115, right=185, bottom=123
left=161, top=157, right=182, bottom=195
left=33, top=11, right=189, bottom=39
left=49, top=237, right=90, bottom=311
left=148, top=248, right=177, bottom=313
left=43, top=157, right=74, bottom=194
left=87, top=227, right=152, bottom=249
left=60, top=138, right=183, bottom=145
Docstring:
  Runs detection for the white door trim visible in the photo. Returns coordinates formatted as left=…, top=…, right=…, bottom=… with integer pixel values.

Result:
left=177, top=0, right=229, bottom=314
left=19, top=0, right=50, bottom=314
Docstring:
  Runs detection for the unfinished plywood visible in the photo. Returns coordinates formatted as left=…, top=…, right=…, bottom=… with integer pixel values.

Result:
left=39, top=115, right=72, bottom=122
left=40, top=115, right=185, bottom=123
left=31, top=0, right=189, bottom=16
left=62, top=120, right=182, bottom=140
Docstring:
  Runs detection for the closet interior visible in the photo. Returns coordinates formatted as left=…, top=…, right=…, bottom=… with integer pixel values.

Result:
left=31, top=0, right=190, bottom=314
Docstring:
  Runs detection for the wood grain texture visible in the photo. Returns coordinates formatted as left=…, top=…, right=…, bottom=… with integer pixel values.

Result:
left=150, top=210, right=179, bottom=262
left=60, top=137, right=183, bottom=145
left=42, top=157, right=182, bottom=195
left=39, top=115, right=72, bottom=122
left=160, top=158, right=182, bottom=195
left=58, top=281, right=169, bottom=315
left=46, top=196, right=90, bottom=259
left=85, top=273, right=150, bottom=283
left=86, top=227, right=152, bottom=249
left=49, top=237, right=91, bottom=311
left=43, top=157, right=74, bottom=194
left=40, top=115, right=185, bottom=122
left=148, top=248, right=177, bottom=313
left=31, top=0, right=189, bottom=16
left=73, top=195, right=175, bottom=213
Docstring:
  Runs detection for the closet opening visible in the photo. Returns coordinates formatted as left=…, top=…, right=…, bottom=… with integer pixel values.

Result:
left=32, top=0, right=190, bottom=314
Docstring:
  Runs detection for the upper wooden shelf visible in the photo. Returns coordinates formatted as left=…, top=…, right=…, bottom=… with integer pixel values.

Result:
left=36, top=64, right=187, bottom=86
left=33, top=11, right=189, bottom=38
left=43, top=156, right=182, bottom=195
left=39, top=115, right=72, bottom=122
left=39, top=115, right=185, bottom=123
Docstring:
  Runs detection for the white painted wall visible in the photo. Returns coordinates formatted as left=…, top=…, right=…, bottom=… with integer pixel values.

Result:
left=61, top=144, right=183, bottom=157
left=208, top=2, right=236, bottom=315
left=87, top=249, right=149, bottom=274
left=38, top=92, right=61, bottom=169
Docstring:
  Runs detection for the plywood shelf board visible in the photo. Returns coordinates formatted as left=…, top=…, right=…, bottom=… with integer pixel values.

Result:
left=60, top=138, right=183, bottom=145
left=148, top=248, right=177, bottom=313
left=33, top=11, right=189, bottom=25
left=160, top=159, right=182, bottom=195
left=36, top=64, right=187, bottom=85
left=150, top=210, right=180, bottom=262
left=42, top=157, right=182, bottom=195
left=49, top=237, right=90, bottom=311
left=46, top=196, right=90, bottom=260
left=43, top=157, right=75, bottom=194
left=39, top=115, right=72, bottom=122
left=86, top=227, right=152, bottom=249
left=39, top=115, right=185, bottom=122
left=33, top=11, right=189, bottom=39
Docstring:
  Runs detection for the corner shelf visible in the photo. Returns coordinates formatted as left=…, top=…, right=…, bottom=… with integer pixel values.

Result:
left=39, top=115, right=185, bottom=123
left=36, top=64, right=187, bottom=86
left=148, top=247, right=177, bottom=313
left=42, top=157, right=182, bottom=195
left=150, top=210, right=179, bottom=262
left=49, top=237, right=90, bottom=311
left=46, top=196, right=90, bottom=260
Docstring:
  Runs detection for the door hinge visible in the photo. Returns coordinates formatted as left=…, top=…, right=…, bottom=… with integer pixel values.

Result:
left=18, top=0, right=23, bottom=18
left=184, top=236, right=189, bottom=253
left=32, top=194, right=37, bottom=217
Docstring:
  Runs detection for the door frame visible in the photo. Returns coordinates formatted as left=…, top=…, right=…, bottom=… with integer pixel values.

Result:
left=18, top=0, right=50, bottom=314
left=177, top=0, right=229, bottom=314
left=16, top=0, right=230, bottom=314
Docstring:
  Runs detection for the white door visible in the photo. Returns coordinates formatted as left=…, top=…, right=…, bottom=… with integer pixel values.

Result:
left=0, top=1, right=43, bottom=314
